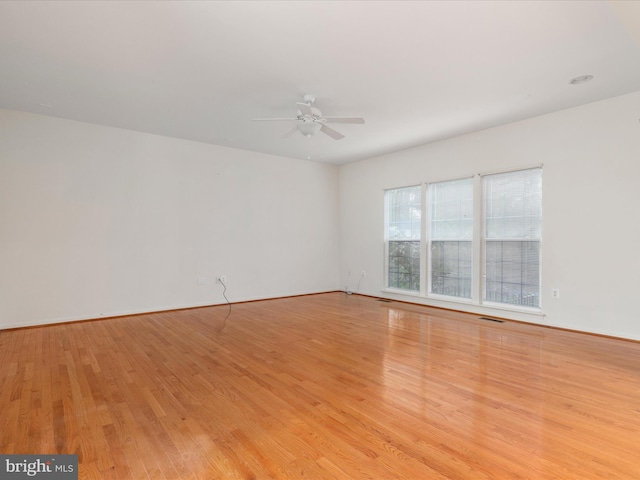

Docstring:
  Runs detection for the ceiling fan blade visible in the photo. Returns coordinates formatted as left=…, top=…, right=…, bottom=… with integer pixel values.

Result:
left=281, top=127, right=299, bottom=138
left=252, top=117, right=296, bottom=121
left=323, top=116, right=365, bottom=124
left=296, top=102, right=314, bottom=117
left=320, top=124, right=345, bottom=140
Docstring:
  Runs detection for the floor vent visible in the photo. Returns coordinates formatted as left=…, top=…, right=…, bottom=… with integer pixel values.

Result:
left=478, top=316, right=505, bottom=323
left=377, top=299, right=393, bottom=303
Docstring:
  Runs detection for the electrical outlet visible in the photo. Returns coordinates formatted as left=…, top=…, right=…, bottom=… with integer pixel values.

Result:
left=197, top=276, right=206, bottom=286
left=216, top=275, right=227, bottom=284
left=552, top=288, right=560, bottom=299
left=361, top=270, right=366, bottom=277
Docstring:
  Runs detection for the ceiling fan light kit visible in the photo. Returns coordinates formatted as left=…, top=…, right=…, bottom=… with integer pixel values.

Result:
left=253, top=94, right=365, bottom=140
left=297, top=120, right=322, bottom=137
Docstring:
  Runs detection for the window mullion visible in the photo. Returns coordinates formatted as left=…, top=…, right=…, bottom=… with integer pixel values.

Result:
left=474, top=174, right=483, bottom=304
left=420, top=183, right=428, bottom=297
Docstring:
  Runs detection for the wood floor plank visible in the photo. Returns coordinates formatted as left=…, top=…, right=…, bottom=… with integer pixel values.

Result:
left=2, top=292, right=640, bottom=478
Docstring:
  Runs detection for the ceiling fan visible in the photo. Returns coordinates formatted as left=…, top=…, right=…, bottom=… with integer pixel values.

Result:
left=253, top=94, right=365, bottom=140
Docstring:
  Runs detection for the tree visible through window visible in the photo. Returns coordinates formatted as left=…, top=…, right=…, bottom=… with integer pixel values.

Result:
left=385, top=186, right=421, bottom=291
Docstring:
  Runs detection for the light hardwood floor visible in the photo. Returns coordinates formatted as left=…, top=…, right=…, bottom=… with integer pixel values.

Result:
left=1, top=292, right=640, bottom=479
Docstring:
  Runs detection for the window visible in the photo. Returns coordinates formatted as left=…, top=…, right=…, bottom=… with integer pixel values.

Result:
left=483, top=168, right=542, bottom=307
left=383, top=167, right=542, bottom=311
left=385, top=185, right=421, bottom=291
left=428, top=177, right=473, bottom=298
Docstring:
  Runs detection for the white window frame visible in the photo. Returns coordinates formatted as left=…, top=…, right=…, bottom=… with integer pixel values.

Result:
left=481, top=166, right=543, bottom=310
left=382, top=166, right=542, bottom=315
left=426, top=176, right=474, bottom=301
left=384, top=185, right=422, bottom=293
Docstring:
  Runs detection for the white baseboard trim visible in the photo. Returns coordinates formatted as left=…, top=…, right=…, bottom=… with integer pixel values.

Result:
left=0, top=289, right=336, bottom=331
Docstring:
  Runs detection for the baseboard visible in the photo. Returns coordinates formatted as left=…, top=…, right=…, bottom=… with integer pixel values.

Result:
left=0, top=289, right=341, bottom=331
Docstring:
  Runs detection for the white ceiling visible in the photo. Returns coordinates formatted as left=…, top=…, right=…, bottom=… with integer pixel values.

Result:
left=1, top=1, right=639, bottom=165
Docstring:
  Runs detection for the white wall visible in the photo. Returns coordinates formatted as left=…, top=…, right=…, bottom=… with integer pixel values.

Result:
left=339, top=90, right=640, bottom=340
left=4, top=91, right=640, bottom=340
left=0, top=109, right=340, bottom=329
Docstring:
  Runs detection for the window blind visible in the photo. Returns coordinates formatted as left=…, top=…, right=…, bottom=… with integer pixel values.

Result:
left=429, top=177, right=473, bottom=298
left=386, top=186, right=421, bottom=291
left=483, top=168, right=542, bottom=307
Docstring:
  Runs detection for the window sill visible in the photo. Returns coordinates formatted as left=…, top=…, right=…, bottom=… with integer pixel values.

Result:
left=479, top=301, right=544, bottom=317
left=379, top=289, right=545, bottom=318
left=381, top=288, right=422, bottom=298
